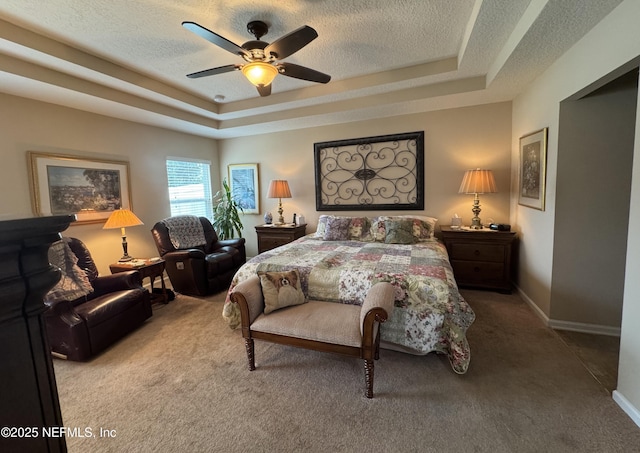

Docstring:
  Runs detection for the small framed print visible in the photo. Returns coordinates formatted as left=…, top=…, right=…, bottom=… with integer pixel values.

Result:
left=228, top=163, right=260, bottom=214
left=518, top=128, right=548, bottom=211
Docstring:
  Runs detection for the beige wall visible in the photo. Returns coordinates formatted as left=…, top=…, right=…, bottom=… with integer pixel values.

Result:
left=220, top=101, right=512, bottom=257
left=0, top=92, right=219, bottom=275
left=512, top=0, right=640, bottom=425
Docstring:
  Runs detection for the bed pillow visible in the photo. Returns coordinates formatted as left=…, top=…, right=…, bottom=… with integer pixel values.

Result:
left=258, top=270, right=306, bottom=314
left=384, top=219, right=417, bottom=244
left=322, top=216, right=352, bottom=241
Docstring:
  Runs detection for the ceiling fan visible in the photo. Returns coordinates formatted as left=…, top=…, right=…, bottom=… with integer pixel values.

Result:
left=182, top=20, right=331, bottom=97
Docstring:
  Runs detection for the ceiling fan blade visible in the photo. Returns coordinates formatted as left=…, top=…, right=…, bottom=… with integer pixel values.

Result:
left=256, top=84, right=272, bottom=97
left=278, top=63, right=331, bottom=84
left=182, top=21, right=249, bottom=58
left=265, top=25, right=318, bottom=59
left=186, top=64, right=240, bottom=79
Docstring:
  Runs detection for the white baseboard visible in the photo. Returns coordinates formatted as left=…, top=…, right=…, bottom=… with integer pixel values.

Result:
left=515, top=285, right=621, bottom=337
left=613, top=390, right=640, bottom=428
left=515, top=286, right=549, bottom=324
left=142, top=274, right=173, bottom=291
left=517, top=286, right=638, bottom=427
left=548, top=319, right=620, bottom=337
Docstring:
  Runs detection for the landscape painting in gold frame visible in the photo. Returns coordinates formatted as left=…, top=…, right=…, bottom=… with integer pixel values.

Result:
left=28, top=151, right=133, bottom=225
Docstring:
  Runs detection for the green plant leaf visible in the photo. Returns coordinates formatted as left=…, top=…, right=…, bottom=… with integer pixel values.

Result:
left=212, top=178, right=244, bottom=239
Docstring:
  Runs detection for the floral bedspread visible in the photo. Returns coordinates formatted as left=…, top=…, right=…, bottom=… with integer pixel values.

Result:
left=222, top=236, right=475, bottom=374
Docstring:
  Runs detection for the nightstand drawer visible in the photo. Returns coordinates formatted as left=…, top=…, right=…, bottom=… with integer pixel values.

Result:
left=451, top=260, right=505, bottom=286
left=449, top=243, right=505, bottom=262
left=259, top=235, right=292, bottom=251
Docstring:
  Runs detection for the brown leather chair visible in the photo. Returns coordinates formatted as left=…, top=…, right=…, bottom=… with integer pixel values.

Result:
left=150, top=216, right=246, bottom=296
left=43, top=237, right=152, bottom=361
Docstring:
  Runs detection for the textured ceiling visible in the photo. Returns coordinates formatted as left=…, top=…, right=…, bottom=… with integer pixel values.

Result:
left=0, top=0, right=624, bottom=138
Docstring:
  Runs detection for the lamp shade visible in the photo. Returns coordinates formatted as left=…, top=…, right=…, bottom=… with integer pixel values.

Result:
left=458, top=169, right=498, bottom=194
left=102, top=208, right=144, bottom=229
left=241, top=62, right=278, bottom=87
left=267, top=180, right=292, bottom=199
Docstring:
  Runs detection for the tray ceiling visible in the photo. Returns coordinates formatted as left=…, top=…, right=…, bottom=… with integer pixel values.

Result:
left=0, top=0, right=623, bottom=138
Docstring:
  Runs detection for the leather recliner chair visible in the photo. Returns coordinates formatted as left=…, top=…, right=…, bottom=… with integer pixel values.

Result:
left=44, top=237, right=152, bottom=361
left=150, top=216, right=246, bottom=296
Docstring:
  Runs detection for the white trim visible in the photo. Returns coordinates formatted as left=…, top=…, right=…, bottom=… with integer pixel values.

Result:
left=167, top=156, right=211, bottom=165
left=141, top=274, right=172, bottom=291
left=516, top=285, right=549, bottom=323
left=613, top=391, right=640, bottom=428
left=517, top=286, right=639, bottom=428
left=515, top=285, right=621, bottom=336
left=548, top=319, right=621, bottom=337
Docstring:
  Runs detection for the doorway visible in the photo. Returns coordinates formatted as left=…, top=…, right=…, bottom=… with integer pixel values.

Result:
left=551, top=67, right=638, bottom=390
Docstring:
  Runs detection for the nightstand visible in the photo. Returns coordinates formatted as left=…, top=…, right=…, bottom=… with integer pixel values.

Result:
left=440, top=226, right=517, bottom=293
left=255, top=224, right=307, bottom=253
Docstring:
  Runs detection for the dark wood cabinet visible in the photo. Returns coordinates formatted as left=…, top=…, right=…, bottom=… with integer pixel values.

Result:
left=440, top=226, right=517, bottom=293
left=0, top=215, right=75, bottom=453
left=255, top=224, right=307, bottom=253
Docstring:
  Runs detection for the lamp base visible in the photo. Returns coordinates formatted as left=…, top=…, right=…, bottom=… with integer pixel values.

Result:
left=469, top=194, right=483, bottom=229
left=276, top=198, right=285, bottom=225
left=119, top=235, right=132, bottom=261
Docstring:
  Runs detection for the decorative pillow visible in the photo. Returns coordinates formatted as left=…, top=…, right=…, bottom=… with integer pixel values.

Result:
left=370, top=218, right=383, bottom=242
left=314, top=215, right=331, bottom=238
left=258, top=270, right=306, bottom=314
left=384, top=219, right=417, bottom=244
left=323, top=216, right=352, bottom=241
left=46, top=239, right=94, bottom=302
left=397, top=215, right=438, bottom=240
left=348, top=217, right=372, bottom=241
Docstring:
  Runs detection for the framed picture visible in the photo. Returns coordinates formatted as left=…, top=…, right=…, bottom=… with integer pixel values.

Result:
left=518, top=128, right=548, bottom=210
left=28, top=151, right=132, bottom=225
left=228, top=163, right=259, bottom=214
left=314, top=131, right=424, bottom=210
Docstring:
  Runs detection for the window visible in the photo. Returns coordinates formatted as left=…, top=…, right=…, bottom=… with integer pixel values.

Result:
left=166, top=158, right=213, bottom=219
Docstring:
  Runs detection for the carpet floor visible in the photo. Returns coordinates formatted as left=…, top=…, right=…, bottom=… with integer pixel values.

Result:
left=52, top=289, right=640, bottom=453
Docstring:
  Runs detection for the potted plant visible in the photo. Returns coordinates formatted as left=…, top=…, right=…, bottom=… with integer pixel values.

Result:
left=212, top=179, right=244, bottom=240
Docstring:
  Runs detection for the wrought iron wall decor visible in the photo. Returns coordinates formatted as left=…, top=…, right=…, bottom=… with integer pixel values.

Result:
left=314, top=131, right=424, bottom=211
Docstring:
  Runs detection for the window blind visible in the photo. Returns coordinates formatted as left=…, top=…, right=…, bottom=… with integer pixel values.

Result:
left=166, top=159, right=213, bottom=219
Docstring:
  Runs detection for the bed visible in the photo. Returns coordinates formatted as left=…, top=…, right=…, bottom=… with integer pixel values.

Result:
left=222, top=215, right=476, bottom=374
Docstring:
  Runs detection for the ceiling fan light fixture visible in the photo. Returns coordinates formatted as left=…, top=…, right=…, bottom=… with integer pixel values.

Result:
left=241, top=61, right=278, bottom=87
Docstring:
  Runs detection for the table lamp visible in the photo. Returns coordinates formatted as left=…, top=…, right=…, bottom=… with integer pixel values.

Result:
left=103, top=208, right=144, bottom=261
left=267, top=180, right=292, bottom=225
left=458, top=168, right=497, bottom=229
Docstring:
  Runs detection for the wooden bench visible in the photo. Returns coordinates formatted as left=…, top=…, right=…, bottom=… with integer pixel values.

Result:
left=230, top=276, right=395, bottom=398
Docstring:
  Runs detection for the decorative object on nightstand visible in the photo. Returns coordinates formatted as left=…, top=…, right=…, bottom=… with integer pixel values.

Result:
left=267, top=179, right=292, bottom=225
left=103, top=208, right=144, bottom=262
left=458, top=168, right=497, bottom=229
left=264, top=212, right=273, bottom=224
left=256, top=223, right=307, bottom=253
left=441, top=226, right=517, bottom=293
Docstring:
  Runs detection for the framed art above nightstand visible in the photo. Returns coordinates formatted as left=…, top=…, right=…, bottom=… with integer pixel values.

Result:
left=440, top=226, right=517, bottom=293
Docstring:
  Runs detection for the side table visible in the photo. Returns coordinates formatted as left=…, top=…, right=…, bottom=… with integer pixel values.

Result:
left=255, top=223, right=307, bottom=253
left=110, top=259, right=168, bottom=304
left=440, top=226, right=517, bottom=293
